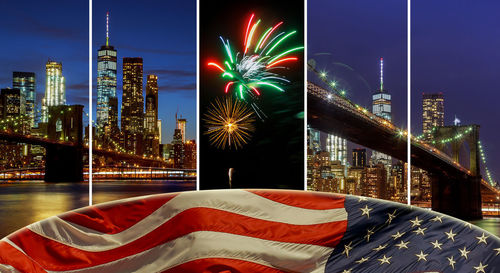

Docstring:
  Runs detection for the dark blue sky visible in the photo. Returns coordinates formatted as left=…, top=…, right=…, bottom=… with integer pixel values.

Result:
left=308, top=0, right=407, bottom=128
left=412, top=0, right=500, bottom=184
left=0, top=0, right=89, bottom=120
left=93, top=0, right=196, bottom=144
left=308, top=0, right=407, bottom=160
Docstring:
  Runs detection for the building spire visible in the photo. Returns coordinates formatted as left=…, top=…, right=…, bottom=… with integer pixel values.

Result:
left=380, top=57, right=384, bottom=91
left=106, top=11, right=109, bottom=46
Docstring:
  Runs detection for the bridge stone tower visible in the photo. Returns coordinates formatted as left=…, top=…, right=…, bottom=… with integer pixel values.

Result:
left=45, top=105, right=84, bottom=182
left=430, top=124, right=482, bottom=219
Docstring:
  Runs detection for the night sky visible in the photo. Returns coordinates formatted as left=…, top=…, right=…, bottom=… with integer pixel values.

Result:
left=412, top=0, right=500, bottom=183
left=308, top=0, right=407, bottom=159
left=92, top=0, right=196, bottom=144
left=200, top=0, right=304, bottom=190
left=0, top=0, right=89, bottom=121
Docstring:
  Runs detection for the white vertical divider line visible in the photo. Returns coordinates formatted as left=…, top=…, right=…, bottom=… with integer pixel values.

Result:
left=407, top=0, right=411, bottom=206
left=304, top=0, right=308, bottom=191
left=196, top=0, right=200, bottom=191
left=89, top=0, right=93, bottom=205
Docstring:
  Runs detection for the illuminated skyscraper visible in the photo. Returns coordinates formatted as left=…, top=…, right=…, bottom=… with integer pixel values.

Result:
left=422, top=93, right=444, bottom=140
left=121, top=57, right=143, bottom=134
left=176, top=115, right=187, bottom=143
left=1, top=88, right=23, bottom=118
left=121, top=57, right=144, bottom=154
left=371, top=57, right=392, bottom=167
left=372, top=58, right=391, bottom=121
left=157, top=119, right=162, bottom=144
left=13, top=72, right=35, bottom=127
left=326, top=134, right=347, bottom=166
left=308, top=126, right=321, bottom=154
left=42, top=60, right=65, bottom=123
left=144, top=75, right=159, bottom=157
left=172, top=128, right=184, bottom=168
left=96, top=12, right=117, bottom=135
left=145, top=75, right=159, bottom=134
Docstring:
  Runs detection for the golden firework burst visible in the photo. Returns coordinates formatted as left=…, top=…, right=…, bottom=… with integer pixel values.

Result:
left=204, top=97, right=255, bottom=149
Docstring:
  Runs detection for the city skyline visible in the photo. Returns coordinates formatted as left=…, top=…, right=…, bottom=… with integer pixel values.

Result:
left=0, top=0, right=89, bottom=115
left=412, top=0, right=500, bottom=185
left=92, top=1, right=196, bottom=144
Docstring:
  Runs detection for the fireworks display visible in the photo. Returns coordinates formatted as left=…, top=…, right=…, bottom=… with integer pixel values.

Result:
left=204, top=97, right=255, bottom=149
left=207, top=13, right=303, bottom=119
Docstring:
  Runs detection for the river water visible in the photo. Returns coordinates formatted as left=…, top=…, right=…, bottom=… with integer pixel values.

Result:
left=0, top=180, right=195, bottom=238
left=1, top=182, right=499, bottom=239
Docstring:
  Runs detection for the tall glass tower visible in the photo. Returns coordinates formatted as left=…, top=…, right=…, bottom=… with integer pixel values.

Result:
left=42, top=60, right=65, bottom=123
left=371, top=58, right=392, bottom=166
left=97, top=12, right=117, bottom=135
left=372, top=58, right=392, bottom=121
left=12, top=72, right=35, bottom=127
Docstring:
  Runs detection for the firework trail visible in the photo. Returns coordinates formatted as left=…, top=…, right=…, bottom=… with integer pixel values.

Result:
left=207, top=13, right=303, bottom=120
left=204, top=96, right=255, bottom=149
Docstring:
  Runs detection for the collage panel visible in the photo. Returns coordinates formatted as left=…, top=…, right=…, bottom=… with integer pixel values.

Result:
left=0, top=0, right=89, bottom=237
left=307, top=0, right=408, bottom=203
left=199, top=0, right=305, bottom=189
left=412, top=1, right=500, bottom=225
left=91, top=0, right=197, bottom=203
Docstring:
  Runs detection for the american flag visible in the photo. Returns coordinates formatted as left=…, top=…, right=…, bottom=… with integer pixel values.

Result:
left=0, top=190, right=499, bottom=272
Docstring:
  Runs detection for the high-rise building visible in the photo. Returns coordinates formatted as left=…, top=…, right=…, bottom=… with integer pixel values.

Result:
left=107, top=97, right=119, bottom=136
left=172, top=128, right=184, bottom=168
left=308, top=126, right=321, bottom=154
left=121, top=57, right=144, bottom=154
left=1, top=88, right=23, bottom=118
left=364, top=164, right=387, bottom=199
left=157, top=119, right=162, bottom=144
left=145, top=75, right=158, bottom=134
left=326, top=134, right=347, bottom=166
left=42, top=60, right=65, bottom=123
left=176, top=115, right=187, bottom=143
left=184, top=140, right=196, bottom=169
left=12, top=72, right=35, bottom=127
left=422, top=93, right=444, bottom=140
left=371, top=57, right=392, bottom=167
left=372, top=58, right=391, bottom=121
left=144, top=75, right=159, bottom=157
left=352, top=148, right=366, bottom=167
left=121, top=57, right=143, bottom=134
left=96, top=12, right=117, bottom=135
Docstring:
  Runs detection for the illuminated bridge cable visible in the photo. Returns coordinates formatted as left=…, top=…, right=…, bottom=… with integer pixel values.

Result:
left=478, top=140, right=496, bottom=186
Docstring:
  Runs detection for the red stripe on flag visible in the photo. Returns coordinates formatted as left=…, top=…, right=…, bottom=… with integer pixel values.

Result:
left=59, top=194, right=177, bottom=234
left=247, top=190, right=346, bottom=210
left=0, top=240, right=48, bottom=273
left=10, top=208, right=347, bottom=271
left=160, top=258, right=287, bottom=273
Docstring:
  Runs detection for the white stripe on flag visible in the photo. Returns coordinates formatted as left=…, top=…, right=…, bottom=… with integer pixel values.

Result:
left=28, top=190, right=347, bottom=252
left=45, top=231, right=333, bottom=273
left=0, top=264, right=21, bottom=273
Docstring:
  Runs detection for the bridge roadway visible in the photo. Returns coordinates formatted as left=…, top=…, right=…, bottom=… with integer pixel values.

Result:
left=307, top=82, right=499, bottom=219
left=0, top=131, right=171, bottom=182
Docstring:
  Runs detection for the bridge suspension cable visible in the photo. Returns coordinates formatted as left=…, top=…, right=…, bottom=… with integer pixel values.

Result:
left=478, top=140, right=496, bottom=186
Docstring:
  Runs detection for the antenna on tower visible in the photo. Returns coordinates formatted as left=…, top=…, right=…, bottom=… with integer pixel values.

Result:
left=106, top=12, right=109, bottom=46
left=380, top=57, right=384, bottom=91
